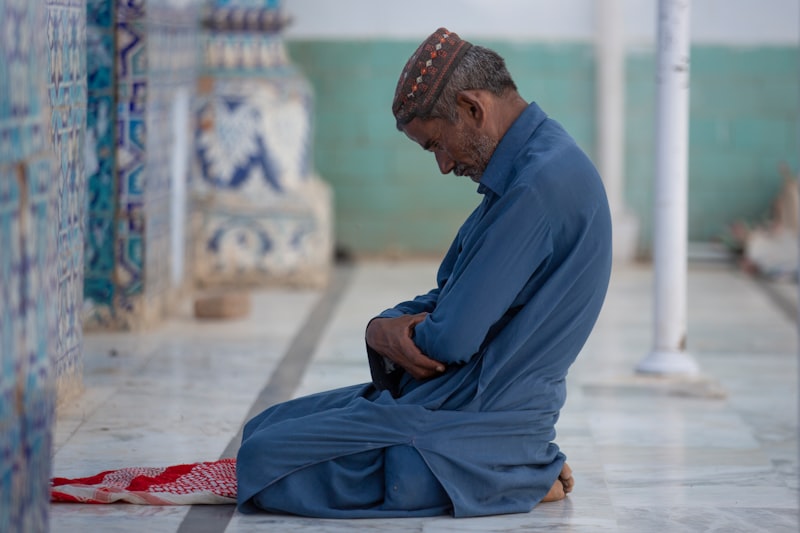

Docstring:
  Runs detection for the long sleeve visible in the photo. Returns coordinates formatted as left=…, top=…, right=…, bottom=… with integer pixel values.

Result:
left=374, top=288, right=441, bottom=320
left=366, top=232, right=461, bottom=394
left=412, top=184, right=553, bottom=365
left=371, top=234, right=466, bottom=322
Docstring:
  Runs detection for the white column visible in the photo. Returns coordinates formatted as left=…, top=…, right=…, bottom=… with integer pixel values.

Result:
left=596, top=0, right=639, bottom=263
left=596, top=0, right=624, bottom=217
left=636, top=0, right=699, bottom=375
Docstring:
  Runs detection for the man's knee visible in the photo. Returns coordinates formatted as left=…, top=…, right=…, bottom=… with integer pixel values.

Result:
left=383, top=445, right=450, bottom=511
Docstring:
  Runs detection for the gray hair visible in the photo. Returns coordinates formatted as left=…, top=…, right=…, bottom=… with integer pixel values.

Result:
left=423, top=45, right=518, bottom=124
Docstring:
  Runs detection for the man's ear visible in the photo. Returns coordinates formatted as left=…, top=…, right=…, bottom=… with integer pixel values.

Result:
left=455, top=90, right=486, bottom=128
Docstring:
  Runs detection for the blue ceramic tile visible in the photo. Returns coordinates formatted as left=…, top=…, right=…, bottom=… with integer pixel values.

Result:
left=192, top=0, right=331, bottom=286
left=47, top=0, right=86, bottom=403
left=87, top=31, right=114, bottom=90
left=0, top=0, right=62, bottom=528
left=82, top=0, right=201, bottom=323
left=87, top=0, right=113, bottom=27
left=84, top=1, right=116, bottom=314
left=214, top=0, right=282, bottom=10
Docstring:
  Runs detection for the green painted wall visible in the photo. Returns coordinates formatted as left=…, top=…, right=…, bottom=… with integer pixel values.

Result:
left=287, top=40, right=798, bottom=257
left=627, top=46, right=798, bottom=254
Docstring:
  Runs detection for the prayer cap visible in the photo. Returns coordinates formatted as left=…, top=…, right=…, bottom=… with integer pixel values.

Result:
left=392, top=27, right=473, bottom=126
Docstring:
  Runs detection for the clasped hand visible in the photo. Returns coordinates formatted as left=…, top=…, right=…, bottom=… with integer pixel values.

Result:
left=365, top=312, right=446, bottom=381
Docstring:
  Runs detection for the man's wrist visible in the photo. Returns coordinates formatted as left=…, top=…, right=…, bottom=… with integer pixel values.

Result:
left=364, top=316, right=386, bottom=349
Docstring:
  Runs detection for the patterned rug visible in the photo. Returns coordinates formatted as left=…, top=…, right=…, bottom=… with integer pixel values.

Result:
left=51, top=458, right=237, bottom=505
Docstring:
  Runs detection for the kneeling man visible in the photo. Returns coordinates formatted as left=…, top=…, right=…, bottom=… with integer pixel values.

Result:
left=236, top=27, right=612, bottom=518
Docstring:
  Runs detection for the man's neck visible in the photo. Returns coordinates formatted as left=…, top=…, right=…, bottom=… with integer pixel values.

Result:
left=488, top=92, right=529, bottom=143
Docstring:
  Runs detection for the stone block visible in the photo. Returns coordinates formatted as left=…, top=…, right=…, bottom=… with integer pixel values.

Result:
left=193, top=291, right=252, bottom=319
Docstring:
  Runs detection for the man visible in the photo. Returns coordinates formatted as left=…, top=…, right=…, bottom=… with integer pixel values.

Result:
left=236, top=28, right=612, bottom=518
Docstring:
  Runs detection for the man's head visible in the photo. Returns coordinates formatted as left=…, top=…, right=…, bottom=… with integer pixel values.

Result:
left=392, top=28, right=521, bottom=182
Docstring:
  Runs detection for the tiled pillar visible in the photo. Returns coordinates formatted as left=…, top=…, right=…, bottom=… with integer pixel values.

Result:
left=141, top=1, right=201, bottom=321
left=192, top=0, right=333, bottom=288
left=49, top=0, right=87, bottom=401
left=1, top=0, right=86, bottom=529
left=84, top=0, right=116, bottom=324
left=84, top=0, right=200, bottom=329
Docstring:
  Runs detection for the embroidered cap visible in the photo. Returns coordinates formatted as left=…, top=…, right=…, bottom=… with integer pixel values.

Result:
left=392, top=27, right=473, bottom=126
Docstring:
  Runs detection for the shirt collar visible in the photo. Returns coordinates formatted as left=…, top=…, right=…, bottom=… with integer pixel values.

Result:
left=477, top=102, right=547, bottom=196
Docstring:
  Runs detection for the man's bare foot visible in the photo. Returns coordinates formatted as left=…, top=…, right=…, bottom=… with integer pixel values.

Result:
left=541, top=462, right=574, bottom=503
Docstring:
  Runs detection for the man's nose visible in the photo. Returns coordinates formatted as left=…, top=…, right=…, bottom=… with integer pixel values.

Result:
left=435, top=151, right=455, bottom=174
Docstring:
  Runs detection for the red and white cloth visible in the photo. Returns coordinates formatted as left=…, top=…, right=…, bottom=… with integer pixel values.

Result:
left=51, top=458, right=237, bottom=505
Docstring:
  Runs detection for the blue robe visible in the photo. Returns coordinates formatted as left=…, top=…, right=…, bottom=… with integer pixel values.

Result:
left=236, top=102, right=612, bottom=518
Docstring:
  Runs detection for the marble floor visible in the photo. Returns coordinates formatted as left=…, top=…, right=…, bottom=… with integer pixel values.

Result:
left=50, top=260, right=799, bottom=532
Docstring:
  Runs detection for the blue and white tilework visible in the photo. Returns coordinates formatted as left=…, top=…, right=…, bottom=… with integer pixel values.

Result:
left=193, top=0, right=332, bottom=287
left=114, top=0, right=148, bottom=317
left=85, top=0, right=200, bottom=328
left=0, top=161, right=58, bottom=533
left=1, top=0, right=77, bottom=529
left=215, top=0, right=282, bottom=9
left=194, top=78, right=312, bottom=194
left=84, top=0, right=116, bottom=317
left=48, top=0, right=87, bottom=394
left=142, top=0, right=201, bottom=319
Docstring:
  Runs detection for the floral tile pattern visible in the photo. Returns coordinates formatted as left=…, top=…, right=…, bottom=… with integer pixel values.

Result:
left=192, top=0, right=332, bottom=287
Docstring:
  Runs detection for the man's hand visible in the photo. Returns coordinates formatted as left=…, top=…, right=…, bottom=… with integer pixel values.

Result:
left=365, top=313, right=446, bottom=381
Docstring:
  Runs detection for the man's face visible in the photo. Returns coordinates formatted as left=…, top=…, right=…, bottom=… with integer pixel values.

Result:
left=402, top=116, right=496, bottom=183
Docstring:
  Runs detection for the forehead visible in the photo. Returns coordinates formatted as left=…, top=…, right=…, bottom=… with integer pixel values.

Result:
left=401, top=118, right=443, bottom=149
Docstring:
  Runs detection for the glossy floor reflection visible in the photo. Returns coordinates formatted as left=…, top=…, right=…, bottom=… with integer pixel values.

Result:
left=51, top=261, right=799, bottom=532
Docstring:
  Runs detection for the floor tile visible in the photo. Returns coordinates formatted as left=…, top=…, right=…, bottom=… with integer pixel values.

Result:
left=51, top=261, right=799, bottom=532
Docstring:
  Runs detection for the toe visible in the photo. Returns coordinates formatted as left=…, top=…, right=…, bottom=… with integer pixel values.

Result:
left=559, top=463, right=574, bottom=493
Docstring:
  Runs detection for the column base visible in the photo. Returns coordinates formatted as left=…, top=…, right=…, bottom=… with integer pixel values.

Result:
left=192, top=177, right=333, bottom=289
left=636, top=349, right=700, bottom=376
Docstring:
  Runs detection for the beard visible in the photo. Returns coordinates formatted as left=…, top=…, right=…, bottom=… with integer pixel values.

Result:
left=452, top=125, right=497, bottom=183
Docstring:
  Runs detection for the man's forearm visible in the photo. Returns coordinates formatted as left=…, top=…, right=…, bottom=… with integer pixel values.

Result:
left=365, top=314, right=445, bottom=381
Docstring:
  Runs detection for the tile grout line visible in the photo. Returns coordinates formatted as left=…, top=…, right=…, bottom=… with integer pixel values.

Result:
left=176, top=263, right=356, bottom=533
left=54, top=344, right=169, bottom=456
